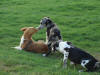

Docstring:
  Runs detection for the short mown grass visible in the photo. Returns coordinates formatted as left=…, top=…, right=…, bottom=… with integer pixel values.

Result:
left=0, top=0, right=100, bottom=75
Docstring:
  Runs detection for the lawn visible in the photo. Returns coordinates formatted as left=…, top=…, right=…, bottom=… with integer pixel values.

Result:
left=0, top=0, right=100, bottom=75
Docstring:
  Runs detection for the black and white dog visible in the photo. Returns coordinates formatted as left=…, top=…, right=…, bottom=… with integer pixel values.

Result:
left=53, top=41, right=100, bottom=72
left=37, top=17, right=62, bottom=56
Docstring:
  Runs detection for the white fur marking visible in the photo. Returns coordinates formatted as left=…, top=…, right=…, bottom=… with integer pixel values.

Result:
left=81, top=60, right=89, bottom=68
left=79, top=70, right=83, bottom=72
left=12, top=46, right=22, bottom=50
left=12, top=36, right=25, bottom=50
left=20, top=36, right=24, bottom=47
left=63, top=52, right=69, bottom=61
left=57, top=42, right=71, bottom=54
left=42, top=54, right=46, bottom=57
left=70, top=62, right=75, bottom=65
left=45, top=32, right=48, bottom=44
left=63, top=51, right=69, bottom=68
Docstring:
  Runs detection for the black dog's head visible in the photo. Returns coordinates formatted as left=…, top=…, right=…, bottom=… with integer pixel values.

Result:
left=37, top=17, right=53, bottom=30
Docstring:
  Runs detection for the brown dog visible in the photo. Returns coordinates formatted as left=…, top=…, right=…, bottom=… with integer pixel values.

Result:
left=13, top=27, right=48, bottom=56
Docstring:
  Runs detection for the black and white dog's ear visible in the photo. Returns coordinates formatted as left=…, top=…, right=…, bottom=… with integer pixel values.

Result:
left=67, top=41, right=72, bottom=45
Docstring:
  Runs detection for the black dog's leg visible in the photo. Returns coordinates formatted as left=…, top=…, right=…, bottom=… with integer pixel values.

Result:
left=52, top=45, right=56, bottom=52
left=46, top=47, right=51, bottom=56
left=51, top=43, right=57, bottom=52
left=46, top=43, right=52, bottom=56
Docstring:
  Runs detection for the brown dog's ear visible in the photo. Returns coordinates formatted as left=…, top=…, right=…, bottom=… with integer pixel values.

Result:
left=21, top=27, right=27, bottom=31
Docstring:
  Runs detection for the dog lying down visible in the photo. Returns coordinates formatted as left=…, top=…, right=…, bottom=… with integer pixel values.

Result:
left=52, top=41, right=100, bottom=72
left=13, top=27, right=48, bottom=56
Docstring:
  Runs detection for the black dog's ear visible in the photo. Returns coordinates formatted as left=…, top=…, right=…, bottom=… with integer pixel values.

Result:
left=67, top=41, right=72, bottom=45
left=47, top=19, right=52, bottom=23
left=46, top=19, right=52, bottom=25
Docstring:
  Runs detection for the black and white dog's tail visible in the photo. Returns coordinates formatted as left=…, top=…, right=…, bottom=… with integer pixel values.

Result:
left=94, top=62, right=100, bottom=72
left=95, top=62, right=100, bottom=68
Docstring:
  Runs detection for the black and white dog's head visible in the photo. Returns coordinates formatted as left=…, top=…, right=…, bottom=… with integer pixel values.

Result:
left=52, top=41, right=73, bottom=52
left=38, top=17, right=53, bottom=30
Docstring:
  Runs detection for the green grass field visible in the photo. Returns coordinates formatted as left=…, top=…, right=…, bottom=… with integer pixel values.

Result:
left=0, top=0, right=100, bottom=75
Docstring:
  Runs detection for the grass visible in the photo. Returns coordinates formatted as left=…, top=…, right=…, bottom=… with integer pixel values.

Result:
left=0, top=0, right=100, bottom=75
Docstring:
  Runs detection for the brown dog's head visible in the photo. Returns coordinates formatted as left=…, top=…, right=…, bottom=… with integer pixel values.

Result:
left=21, top=27, right=38, bottom=35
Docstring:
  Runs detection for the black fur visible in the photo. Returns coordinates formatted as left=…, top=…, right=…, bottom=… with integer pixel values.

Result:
left=64, top=47, right=99, bottom=72
left=52, top=41, right=100, bottom=72
left=52, top=42, right=59, bottom=52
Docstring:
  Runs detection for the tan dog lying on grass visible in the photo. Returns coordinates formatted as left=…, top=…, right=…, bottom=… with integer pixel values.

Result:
left=13, top=27, right=48, bottom=56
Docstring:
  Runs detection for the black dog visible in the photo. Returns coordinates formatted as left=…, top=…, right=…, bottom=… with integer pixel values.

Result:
left=37, top=17, right=62, bottom=56
left=53, top=41, right=100, bottom=72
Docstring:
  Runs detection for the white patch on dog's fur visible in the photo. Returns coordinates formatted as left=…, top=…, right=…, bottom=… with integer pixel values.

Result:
left=42, top=54, right=46, bottom=57
left=70, top=62, right=75, bottom=65
left=12, top=36, right=25, bottom=50
left=57, top=42, right=71, bottom=54
left=79, top=70, right=83, bottom=72
left=45, top=32, right=48, bottom=44
left=63, top=51, right=69, bottom=61
left=20, top=36, right=24, bottom=47
left=63, top=51, right=69, bottom=62
left=12, top=46, right=22, bottom=50
left=63, top=51, right=69, bottom=68
left=81, top=60, right=89, bottom=68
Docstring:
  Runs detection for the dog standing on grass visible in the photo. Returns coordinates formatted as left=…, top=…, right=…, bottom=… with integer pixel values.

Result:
left=37, top=17, right=62, bottom=56
left=52, top=41, right=100, bottom=72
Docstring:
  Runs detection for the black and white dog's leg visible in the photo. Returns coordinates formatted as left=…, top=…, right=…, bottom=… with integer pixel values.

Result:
left=63, top=51, right=69, bottom=68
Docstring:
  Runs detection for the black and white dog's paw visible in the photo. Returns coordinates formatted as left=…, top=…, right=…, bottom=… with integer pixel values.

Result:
left=79, top=70, right=83, bottom=72
left=70, top=62, right=75, bottom=65
left=63, top=64, right=67, bottom=69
